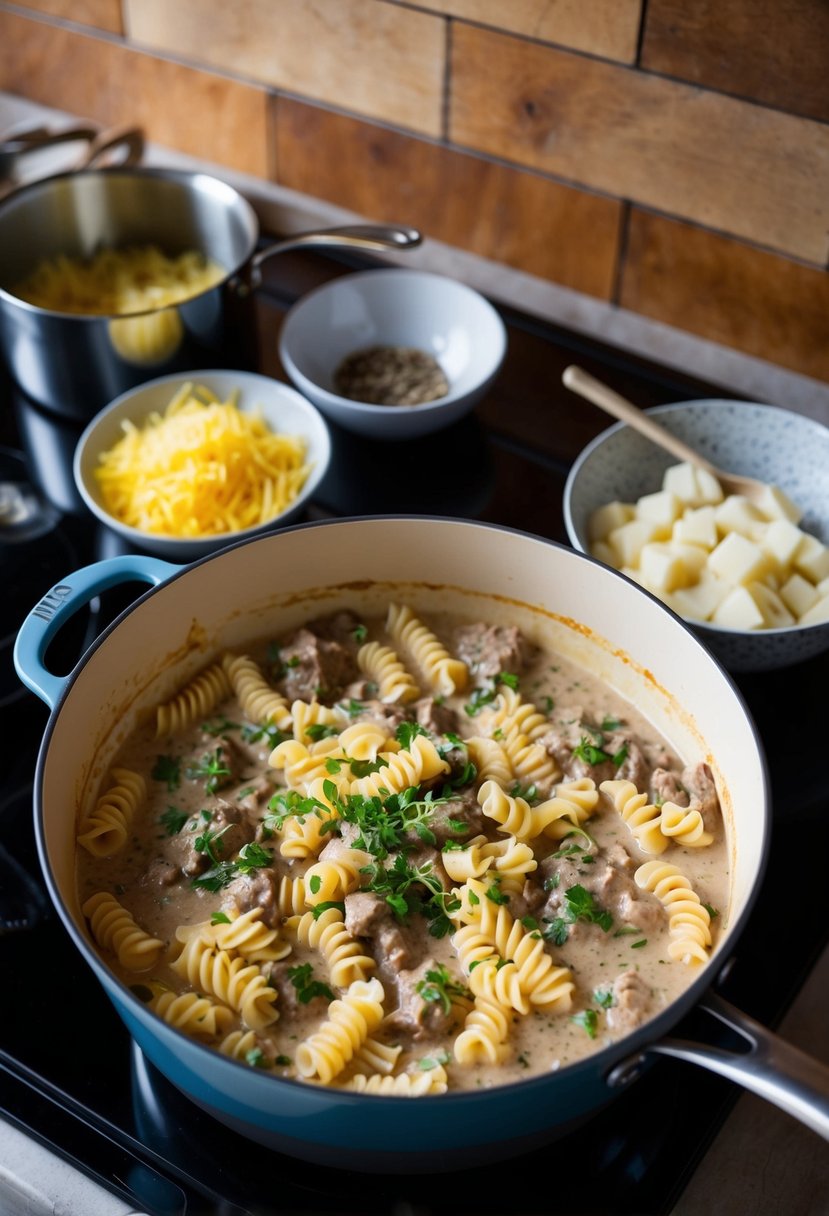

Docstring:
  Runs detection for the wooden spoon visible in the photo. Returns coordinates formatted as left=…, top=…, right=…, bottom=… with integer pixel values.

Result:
left=562, top=364, right=772, bottom=506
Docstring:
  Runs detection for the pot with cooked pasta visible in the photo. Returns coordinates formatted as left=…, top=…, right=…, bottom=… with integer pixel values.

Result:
left=13, top=517, right=829, bottom=1168
left=0, top=166, right=420, bottom=418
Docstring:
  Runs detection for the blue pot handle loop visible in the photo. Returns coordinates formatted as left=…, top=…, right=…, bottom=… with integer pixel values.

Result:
left=13, top=554, right=179, bottom=709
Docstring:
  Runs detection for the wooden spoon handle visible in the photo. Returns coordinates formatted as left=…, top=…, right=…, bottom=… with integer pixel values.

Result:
left=562, top=365, right=719, bottom=476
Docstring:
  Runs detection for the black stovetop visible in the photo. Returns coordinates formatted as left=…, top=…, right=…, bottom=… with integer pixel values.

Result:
left=1, top=280, right=827, bottom=1216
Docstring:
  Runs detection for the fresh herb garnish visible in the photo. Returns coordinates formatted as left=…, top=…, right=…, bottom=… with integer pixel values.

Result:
left=191, top=841, right=273, bottom=892
left=305, top=722, right=338, bottom=742
left=287, top=963, right=335, bottom=1004
left=185, top=747, right=232, bottom=794
left=152, top=754, right=181, bottom=791
left=542, top=883, right=613, bottom=944
left=415, top=964, right=471, bottom=1016
left=571, top=1009, right=599, bottom=1038
left=159, top=805, right=187, bottom=835
left=352, top=624, right=368, bottom=643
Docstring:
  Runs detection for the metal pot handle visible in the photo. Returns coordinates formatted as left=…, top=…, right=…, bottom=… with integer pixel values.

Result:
left=242, top=223, right=423, bottom=292
left=607, top=990, right=829, bottom=1140
left=13, top=554, right=179, bottom=709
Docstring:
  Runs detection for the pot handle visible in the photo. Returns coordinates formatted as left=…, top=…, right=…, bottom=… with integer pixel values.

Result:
left=13, top=554, right=179, bottom=710
left=607, top=990, right=829, bottom=1140
left=241, top=224, right=423, bottom=292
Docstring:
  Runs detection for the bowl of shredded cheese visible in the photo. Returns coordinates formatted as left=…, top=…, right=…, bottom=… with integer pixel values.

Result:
left=73, top=370, right=331, bottom=560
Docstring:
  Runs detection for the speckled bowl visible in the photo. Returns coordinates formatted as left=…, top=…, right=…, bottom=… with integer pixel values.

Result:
left=563, top=399, right=829, bottom=672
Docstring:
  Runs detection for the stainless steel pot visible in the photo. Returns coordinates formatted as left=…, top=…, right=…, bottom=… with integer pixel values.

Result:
left=13, top=517, right=829, bottom=1170
left=0, top=166, right=421, bottom=418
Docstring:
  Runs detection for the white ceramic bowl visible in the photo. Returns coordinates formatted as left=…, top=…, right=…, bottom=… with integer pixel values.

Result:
left=563, top=399, right=829, bottom=672
left=278, top=268, right=507, bottom=440
left=73, top=369, right=331, bottom=561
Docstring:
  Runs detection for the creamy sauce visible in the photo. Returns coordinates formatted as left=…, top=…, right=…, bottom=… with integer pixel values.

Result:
left=76, top=606, right=729, bottom=1093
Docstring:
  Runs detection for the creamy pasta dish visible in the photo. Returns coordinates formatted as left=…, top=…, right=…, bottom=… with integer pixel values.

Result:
left=77, top=602, right=728, bottom=1094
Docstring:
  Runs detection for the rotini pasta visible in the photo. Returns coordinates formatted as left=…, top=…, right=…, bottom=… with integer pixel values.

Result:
left=155, top=661, right=230, bottom=737
left=348, top=733, right=449, bottom=799
left=635, top=859, right=713, bottom=965
left=172, top=933, right=279, bottom=1029
left=222, top=652, right=292, bottom=731
left=83, top=891, right=165, bottom=972
left=386, top=603, right=468, bottom=696
left=150, top=990, right=234, bottom=1039
left=286, top=906, right=376, bottom=988
left=294, top=978, right=386, bottom=1083
left=77, top=767, right=146, bottom=857
left=340, top=1064, right=448, bottom=1095
left=357, top=640, right=421, bottom=704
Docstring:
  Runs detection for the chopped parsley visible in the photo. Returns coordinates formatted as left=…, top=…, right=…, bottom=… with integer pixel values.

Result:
left=159, top=805, right=187, bottom=836
left=287, top=963, right=335, bottom=1004
left=571, top=1009, right=599, bottom=1038
left=572, top=735, right=628, bottom=768
left=542, top=883, right=613, bottom=945
left=191, top=841, right=273, bottom=892
left=152, top=754, right=181, bottom=792
left=415, top=964, right=471, bottom=1016
left=185, top=747, right=232, bottom=794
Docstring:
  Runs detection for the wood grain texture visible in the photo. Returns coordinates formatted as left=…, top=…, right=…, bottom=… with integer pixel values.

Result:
left=0, top=11, right=270, bottom=175
left=8, top=0, right=123, bottom=34
left=274, top=98, right=622, bottom=299
left=620, top=210, right=829, bottom=383
left=450, top=23, right=829, bottom=264
left=418, top=0, right=642, bottom=63
left=642, top=0, right=829, bottom=122
left=125, top=0, right=445, bottom=137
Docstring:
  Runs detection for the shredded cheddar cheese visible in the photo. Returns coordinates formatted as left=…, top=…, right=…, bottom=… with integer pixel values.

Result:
left=14, top=246, right=225, bottom=316
left=94, top=382, right=312, bottom=538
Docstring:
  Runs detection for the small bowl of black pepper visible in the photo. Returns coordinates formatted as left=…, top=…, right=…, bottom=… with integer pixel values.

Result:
left=278, top=268, right=507, bottom=440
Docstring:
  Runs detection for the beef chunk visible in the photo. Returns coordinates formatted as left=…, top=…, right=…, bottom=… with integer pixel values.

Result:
left=278, top=627, right=359, bottom=702
left=453, top=623, right=534, bottom=679
left=344, top=891, right=423, bottom=974
left=419, top=789, right=485, bottom=847
left=170, top=799, right=254, bottom=877
left=348, top=699, right=409, bottom=734
left=537, top=842, right=664, bottom=935
left=681, top=762, right=721, bottom=833
left=305, top=610, right=364, bottom=649
left=606, top=970, right=653, bottom=1035
left=141, top=859, right=179, bottom=889
left=415, top=696, right=458, bottom=736
left=384, top=958, right=464, bottom=1040
left=651, top=767, right=688, bottom=807
left=219, top=867, right=281, bottom=926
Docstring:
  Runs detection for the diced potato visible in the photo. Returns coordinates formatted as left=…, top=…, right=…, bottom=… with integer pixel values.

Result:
left=608, top=518, right=661, bottom=569
left=714, top=495, right=765, bottom=539
left=779, top=572, right=819, bottom=619
left=712, top=586, right=765, bottom=630
left=662, top=462, right=699, bottom=505
left=633, top=490, right=682, bottom=538
left=799, top=595, right=829, bottom=625
left=662, top=462, right=723, bottom=507
left=639, top=542, right=699, bottom=593
left=695, top=468, right=725, bottom=505
left=760, top=518, right=806, bottom=571
left=672, top=569, right=729, bottom=621
left=667, top=541, right=708, bottom=577
left=793, top=534, right=829, bottom=584
left=707, top=532, right=770, bottom=587
left=672, top=505, right=718, bottom=550
left=746, top=582, right=795, bottom=629
left=590, top=540, right=617, bottom=567
left=588, top=500, right=635, bottom=543
left=754, top=482, right=803, bottom=525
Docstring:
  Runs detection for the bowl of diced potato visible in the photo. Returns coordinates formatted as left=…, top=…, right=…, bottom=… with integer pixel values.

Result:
left=563, top=399, right=829, bottom=671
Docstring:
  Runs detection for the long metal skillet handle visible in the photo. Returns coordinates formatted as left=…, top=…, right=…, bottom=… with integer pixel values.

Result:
left=242, top=223, right=423, bottom=292
left=608, top=990, right=829, bottom=1140
left=13, top=554, right=179, bottom=710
